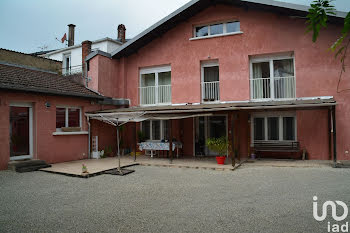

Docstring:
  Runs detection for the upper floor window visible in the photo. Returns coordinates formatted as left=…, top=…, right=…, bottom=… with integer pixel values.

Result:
left=250, top=55, right=296, bottom=100
left=62, top=53, right=71, bottom=75
left=201, top=61, right=220, bottom=102
left=56, top=106, right=81, bottom=131
left=195, top=21, right=240, bottom=38
left=139, top=66, right=171, bottom=106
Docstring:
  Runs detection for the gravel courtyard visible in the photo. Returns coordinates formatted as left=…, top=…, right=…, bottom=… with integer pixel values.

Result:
left=1, top=164, right=350, bottom=233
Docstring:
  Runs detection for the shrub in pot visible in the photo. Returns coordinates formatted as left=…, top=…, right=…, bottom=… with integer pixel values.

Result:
left=206, top=137, right=231, bottom=165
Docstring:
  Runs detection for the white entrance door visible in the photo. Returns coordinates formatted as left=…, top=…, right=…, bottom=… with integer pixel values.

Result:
left=9, top=103, right=33, bottom=160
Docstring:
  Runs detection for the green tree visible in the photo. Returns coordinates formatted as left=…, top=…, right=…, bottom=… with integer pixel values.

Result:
left=306, top=0, right=350, bottom=92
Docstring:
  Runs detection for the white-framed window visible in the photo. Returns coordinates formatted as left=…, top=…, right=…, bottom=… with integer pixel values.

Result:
left=193, top=21, right=241, bottom=38
left=139, top=66, right=171, bottom=106
left=141, top=120, right=169, bottom=141
left=62, top=53, right=71, bottom=75
left=56, top=106, right=82, bottom=131
left=251, top=112, right=297, bottom=142
left=250, top=54, right=296, bottom=100
left=201, top=61, right=220, bottom=102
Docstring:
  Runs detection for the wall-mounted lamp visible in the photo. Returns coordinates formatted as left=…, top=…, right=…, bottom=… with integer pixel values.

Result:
left=45, top=102, right=51, bottom=108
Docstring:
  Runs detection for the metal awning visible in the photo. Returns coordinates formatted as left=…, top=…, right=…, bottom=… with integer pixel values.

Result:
left=86, top=97, right=336, bottom=125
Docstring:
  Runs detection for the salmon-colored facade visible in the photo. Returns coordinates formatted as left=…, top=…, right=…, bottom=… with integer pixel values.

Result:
left=0, top=90, right=118, bottom=170
left=87, top=4, right=350, bottom=161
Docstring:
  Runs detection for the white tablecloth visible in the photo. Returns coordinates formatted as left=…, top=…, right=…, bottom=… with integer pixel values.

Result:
left=138, top=142, right=182, bottom=151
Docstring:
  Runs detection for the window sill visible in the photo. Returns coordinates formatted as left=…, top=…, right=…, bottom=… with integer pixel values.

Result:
left=53, top=131, right=88, bottom=136
left=189, top=31, right=243, bottom=41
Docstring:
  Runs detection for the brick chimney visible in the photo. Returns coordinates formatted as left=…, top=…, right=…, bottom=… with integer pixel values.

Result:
left=68, top=24, right=76, bottom=47
left=117, top=24, right=126, bottom=43
left=82, top=40, right=92, bottom=78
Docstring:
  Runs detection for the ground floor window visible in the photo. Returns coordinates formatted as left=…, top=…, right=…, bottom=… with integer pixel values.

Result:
left=253, top=113, right=296, bottom=142
left=56, top=106, right=81, bottom=131
left=141, top=120, right=169, bottom=141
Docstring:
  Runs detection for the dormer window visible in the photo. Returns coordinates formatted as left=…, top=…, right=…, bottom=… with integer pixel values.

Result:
left=194, top=21, right=241, bottom=39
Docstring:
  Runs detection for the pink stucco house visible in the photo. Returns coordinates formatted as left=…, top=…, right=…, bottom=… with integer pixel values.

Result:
left=0, top=49, right=128, bottom=170
left=1, top=0, right=348, bottom=171
left=85, top=0, right=349, bottom=165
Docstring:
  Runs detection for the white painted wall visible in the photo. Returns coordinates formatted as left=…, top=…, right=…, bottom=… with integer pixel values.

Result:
left=43, top=39, right=121, bottom=75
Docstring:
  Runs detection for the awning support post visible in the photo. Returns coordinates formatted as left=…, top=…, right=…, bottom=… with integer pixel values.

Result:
left=231, top=113, right=235, bottom=167
left=134, top=122, right=137, bottom=162
left=332, top=105, right=337, bottom=168
left=117, top=125, right=121, bottom=172
left=328, top=107, right=332, bottom=160
left=169, top=119, right=173, bottom=164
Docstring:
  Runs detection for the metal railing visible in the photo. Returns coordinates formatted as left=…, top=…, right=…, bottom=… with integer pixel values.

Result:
left=139, top=85, right=171, bottom=105
left=250, top=76, right=295, bottom=100
left=202, top=81, right=220, bottom=102
left=62, top=66, right=82, bottom=76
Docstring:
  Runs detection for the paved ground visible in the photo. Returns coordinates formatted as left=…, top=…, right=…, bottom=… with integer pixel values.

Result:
left=1, top=165, right=350, bottom=233
left=40, top=156, right=237, bottom=177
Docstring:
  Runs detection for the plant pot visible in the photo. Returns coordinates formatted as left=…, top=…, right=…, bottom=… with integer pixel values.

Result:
left=216, top=156, right=226, bottom=165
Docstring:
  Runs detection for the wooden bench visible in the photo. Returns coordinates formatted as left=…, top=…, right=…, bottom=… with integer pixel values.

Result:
left=254, top=141, right=301, bottom=159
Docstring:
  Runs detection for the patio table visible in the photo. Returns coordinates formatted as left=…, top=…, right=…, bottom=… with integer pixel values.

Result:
left=138, top=142, right=183, bottom=158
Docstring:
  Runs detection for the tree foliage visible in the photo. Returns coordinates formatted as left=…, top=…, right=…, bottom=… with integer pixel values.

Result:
left=306, top=0, right=350, bottom=92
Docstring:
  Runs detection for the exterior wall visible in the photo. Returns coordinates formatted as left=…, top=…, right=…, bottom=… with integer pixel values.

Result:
left=0, top=90, right=109, bottom=170
left=297, top=109, right=330, bottom=160
left=87, top=4, right=350, bottom=160
left=45, top=40, right=121, bottom=74
left=90, top=119, right=117, bottom=154
left=0, top=49, right=61, bottom=73
left=106, top=41, right=122, bottom=54
left=87, top=55, right=122, bottom=98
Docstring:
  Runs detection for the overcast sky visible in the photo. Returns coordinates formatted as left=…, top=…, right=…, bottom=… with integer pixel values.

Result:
left=0, top=0, right=349, bottom=54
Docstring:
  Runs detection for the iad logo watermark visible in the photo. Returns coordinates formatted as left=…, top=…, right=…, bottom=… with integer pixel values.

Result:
left=313, top=196, right=349, bottom=232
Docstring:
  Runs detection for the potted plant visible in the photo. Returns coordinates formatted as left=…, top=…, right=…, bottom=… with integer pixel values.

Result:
left=104, top=145, right=113, bottom=157
left=82, top=164, right=88, bottom=174
left=206, top=136, right=231, bottom=165
left=137, top=130, right=146, bottom=143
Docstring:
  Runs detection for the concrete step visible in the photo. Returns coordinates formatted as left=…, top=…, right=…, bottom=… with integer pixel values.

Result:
left=8, top=160, right=51, bottom=172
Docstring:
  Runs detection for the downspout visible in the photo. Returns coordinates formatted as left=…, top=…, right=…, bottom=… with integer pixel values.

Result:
left=87, top=116, right=91, bottom=159
left=332, top=105, right=337, bottom=168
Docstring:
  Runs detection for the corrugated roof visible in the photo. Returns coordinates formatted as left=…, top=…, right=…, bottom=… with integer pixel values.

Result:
left=0, top=62, right=103, bottom=99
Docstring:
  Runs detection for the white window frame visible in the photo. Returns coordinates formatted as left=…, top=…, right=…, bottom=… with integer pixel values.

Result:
left=56, top=106, right=82, bottom=132
left=141, top=120, right=168, bottom=141
left=62, top=53, right=71, bottom=75
left=191, top=21, right=242, bottom=40
left=249, top=54, right=296, bottom=101
left=201, top=61, right=220, bottom=103
left=139, top=65, right=171, bottom=106
left=9, top=102, right=33, bottom=160
left=251, top=112, right=297, bottom=145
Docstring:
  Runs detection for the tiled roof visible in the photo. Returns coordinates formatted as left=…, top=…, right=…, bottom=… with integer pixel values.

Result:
left=0, top=62, right=103, bottom=99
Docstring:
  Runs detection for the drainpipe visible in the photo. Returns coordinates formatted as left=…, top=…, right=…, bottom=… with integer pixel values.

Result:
left=332, top=105, right=337, bottom=168
left=88, top=116, right=91, bottom=159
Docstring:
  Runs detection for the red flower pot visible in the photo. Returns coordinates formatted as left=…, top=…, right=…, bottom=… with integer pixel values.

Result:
left=216, top=156, right=226, bottom=165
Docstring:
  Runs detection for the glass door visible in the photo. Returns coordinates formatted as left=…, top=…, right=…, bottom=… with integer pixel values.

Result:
left=9, top=105, right=33, bottom=160
left=195, top=116, right=227, bottom=156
